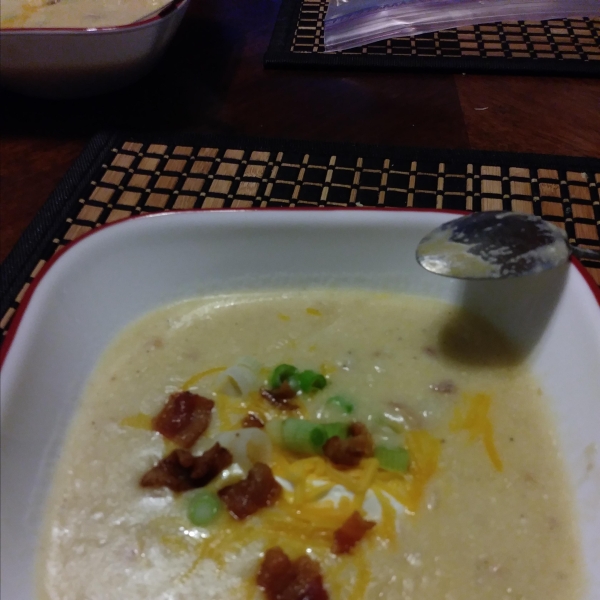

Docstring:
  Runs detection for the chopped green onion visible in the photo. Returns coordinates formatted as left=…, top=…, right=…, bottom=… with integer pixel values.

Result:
left=326, top=395, right=354, bottom=415
left=187, top=490, right=222, bottom=526
left=286, top=374, right=301, bottom=393
left=320, top=422, right=349, bottom=440
left=280, top=419, right=349, bottom=455
left=269, top=364, right=299, bottom=388
left=264, top=419, right=283, bottom=445
left=281, top=418, right=327, bottom=455
left=269, top=365, right=327, bottom=394
left=217, top=357, right=261, bottom=397
left=375, top=446, right=410, bottom=473
left=295, top=370, right=327, bottom=393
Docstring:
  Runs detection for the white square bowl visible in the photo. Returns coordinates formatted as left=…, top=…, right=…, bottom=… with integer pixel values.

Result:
left=0, top=0, right=190, bottom=98
left=1, top=209, right=599, bottom=599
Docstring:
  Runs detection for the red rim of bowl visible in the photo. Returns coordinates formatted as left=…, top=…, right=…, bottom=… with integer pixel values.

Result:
left=1, top=206, right=599, bottom=369
left=0, top=0, right=187, bottom=33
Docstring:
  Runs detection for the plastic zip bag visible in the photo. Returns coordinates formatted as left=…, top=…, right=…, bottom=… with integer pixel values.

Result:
left=324, top=0, right=600, bottom=52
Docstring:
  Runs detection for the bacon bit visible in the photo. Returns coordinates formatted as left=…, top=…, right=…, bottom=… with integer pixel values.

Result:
left=218, top=462, right=282, bottom=519
left=257, top=547, right=329, bottom=600
left=140, top=449, right=196, bottom=492
left=140, top=443, right=232, bottom=492
left=430, top=380, right=456, bottom=394
left=152, top=391, right=214, bottom=448
left=423, top=346, right=437, bottom=357
left=242, top=412, right=265, bottom=428
left=322, top=422, right=374, bottom=468
left=257, top=547, right=292, bottom=597
left=189, top=443, right=233, bottom=483
left=332, top=511, right=376, bottom=554
left=260, top=381, right=298, bottom=410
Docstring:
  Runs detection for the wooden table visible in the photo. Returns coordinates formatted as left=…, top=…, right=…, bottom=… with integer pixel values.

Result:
left=1, top=0, right=599, bottom=263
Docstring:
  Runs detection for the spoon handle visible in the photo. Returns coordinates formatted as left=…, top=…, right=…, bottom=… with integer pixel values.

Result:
left=571, top=245, right=600, bottom=262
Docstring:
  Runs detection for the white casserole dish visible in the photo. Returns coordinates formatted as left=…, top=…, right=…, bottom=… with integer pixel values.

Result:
left=0, top=0, right=189, bottom=98
left=1, top=209, right=599, bottom=599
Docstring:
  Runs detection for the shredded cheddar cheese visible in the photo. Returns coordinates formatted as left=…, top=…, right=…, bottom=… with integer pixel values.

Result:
left=163, top=438, right=180, bottom=455
left=182, top=366, right=227, bottom=391
left=373, top=490, right=397, bottom=546
left=451, top=392, right=504, bottom=471
left=119, top=412, right=152, bottom=430
left=375, top=430, right=441, bottom=513
left=306, top=307, right=322, bottom=316
left=348, top=556, right=372, bottom=600
left=214, top=392, right=240, bottom=431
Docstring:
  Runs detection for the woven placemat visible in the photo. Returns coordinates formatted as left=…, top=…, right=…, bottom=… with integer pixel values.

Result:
left=264, top=0, right=600, bottom=75
left=2, top=132, right=599, bottom=344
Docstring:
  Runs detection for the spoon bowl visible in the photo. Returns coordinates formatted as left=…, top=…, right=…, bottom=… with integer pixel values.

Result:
left=416, top=211, right=600, bottom=279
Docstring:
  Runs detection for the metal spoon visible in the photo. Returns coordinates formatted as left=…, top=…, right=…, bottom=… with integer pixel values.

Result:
left=416, top=211, right=600, bottom=279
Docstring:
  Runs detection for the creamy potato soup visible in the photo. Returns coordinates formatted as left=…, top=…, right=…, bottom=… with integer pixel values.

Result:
left=0, top=0, right=171, bottom=28
left=37, top=290, right=585, bottom=600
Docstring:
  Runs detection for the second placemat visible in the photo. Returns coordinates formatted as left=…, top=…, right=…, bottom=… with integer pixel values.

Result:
left=1, top=132, right=599, bottom=344
left=265, top=0, right=600, bottom=76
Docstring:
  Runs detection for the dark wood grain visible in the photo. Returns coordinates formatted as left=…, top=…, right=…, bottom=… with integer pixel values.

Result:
left=456, top=75, right=600, bottom=157
left=1, top=0, right=599, bottom=263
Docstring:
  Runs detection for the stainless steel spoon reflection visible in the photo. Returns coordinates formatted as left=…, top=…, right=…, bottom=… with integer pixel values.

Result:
left=416, top=211, right=600, bottom=280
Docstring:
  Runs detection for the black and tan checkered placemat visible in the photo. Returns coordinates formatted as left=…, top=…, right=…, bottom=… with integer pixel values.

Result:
left=265, top=0, right=600, bottom=75
left=1, top=132, right=599, bottom=343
